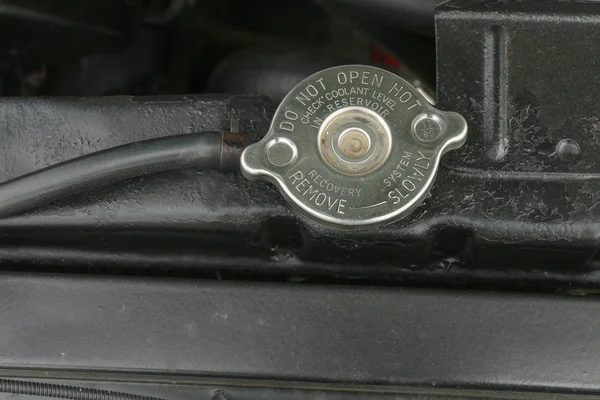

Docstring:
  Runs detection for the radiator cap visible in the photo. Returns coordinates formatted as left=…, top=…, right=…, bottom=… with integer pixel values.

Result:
left=241, top=65, right=467, bottom=229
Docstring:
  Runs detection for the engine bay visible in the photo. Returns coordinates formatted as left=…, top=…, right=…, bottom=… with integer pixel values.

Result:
left=0, top=0, right=599, bottom=399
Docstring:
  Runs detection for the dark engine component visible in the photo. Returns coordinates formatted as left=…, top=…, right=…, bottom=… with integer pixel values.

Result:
left=208, top=47, right=347, bottom=104
left=315, top=0, right=439, bottom=37
left=0, top=0, right=139, bottom=66
left=438, top=0, right=600, bottom=174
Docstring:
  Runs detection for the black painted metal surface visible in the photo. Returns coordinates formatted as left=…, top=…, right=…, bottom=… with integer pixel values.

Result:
left=437, top=0, right=600, bottom=174
left=0, top=93, right=595, bottom=288
left=0, top=273, right=599, bottom=396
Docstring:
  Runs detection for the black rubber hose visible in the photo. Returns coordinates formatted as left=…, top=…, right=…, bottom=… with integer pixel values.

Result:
left=0, top=378, right=166, bottom=400
left=0, top=132, right=221, bottom=218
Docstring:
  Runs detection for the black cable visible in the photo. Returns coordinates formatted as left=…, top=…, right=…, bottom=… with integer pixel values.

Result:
left=0, top=378, right=166, bottom=400
left=0, top=131, right=222, bottom=218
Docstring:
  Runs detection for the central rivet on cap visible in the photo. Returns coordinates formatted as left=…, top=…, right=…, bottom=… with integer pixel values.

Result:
left=338, top=128, right=371, bottom=159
